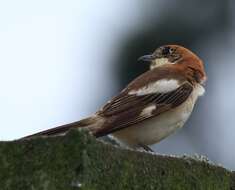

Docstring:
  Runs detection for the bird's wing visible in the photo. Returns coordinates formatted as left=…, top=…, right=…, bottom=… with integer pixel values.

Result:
left=94, top=68, right=193, bottom=137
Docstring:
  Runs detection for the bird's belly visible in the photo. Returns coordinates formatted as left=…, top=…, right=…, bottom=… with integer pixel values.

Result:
left=111, top=88, right=200, bottom=147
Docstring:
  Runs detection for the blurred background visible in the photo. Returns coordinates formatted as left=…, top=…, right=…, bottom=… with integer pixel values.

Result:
left=0, top=0, right=234, bottom=169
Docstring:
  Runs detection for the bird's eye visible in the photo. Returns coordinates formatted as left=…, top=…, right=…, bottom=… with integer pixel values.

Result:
left=161, top=46, right=174, bottom=55
left=169, top=47, right=174, bottom=54
left=162, top=47, right=170, bottom=55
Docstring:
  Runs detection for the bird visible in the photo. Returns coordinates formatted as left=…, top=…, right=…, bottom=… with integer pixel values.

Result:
left=23, top=45, right=207, bottom=152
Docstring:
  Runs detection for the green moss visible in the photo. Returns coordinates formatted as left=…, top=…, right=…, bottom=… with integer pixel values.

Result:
left=0, top=130, right=233, bottom=190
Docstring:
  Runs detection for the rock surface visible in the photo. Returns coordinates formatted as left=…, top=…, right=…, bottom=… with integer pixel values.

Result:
left=0, top=130, right=234, bottom=190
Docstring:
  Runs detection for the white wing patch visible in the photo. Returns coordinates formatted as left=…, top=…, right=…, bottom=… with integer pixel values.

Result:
left=140, top=105, right=156, bottom=117
left=129, top=79, right=180, bottom=96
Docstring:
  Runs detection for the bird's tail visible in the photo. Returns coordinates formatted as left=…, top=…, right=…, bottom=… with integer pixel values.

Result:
left=21, top=116, right=101, bottom=140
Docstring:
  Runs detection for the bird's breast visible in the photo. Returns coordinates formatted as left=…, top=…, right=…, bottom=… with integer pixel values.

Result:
left=111, top=84, right=204, bottom=148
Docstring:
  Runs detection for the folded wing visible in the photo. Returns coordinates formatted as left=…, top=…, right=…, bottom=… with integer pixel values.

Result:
left=95, top=70, right=193, bottom=137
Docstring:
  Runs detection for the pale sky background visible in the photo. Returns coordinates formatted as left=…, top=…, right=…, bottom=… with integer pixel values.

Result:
left=0, top=0, right=235, bottom=169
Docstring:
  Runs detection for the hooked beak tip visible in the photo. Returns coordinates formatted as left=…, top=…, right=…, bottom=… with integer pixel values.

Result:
left=138, top=54, right=154, bottom=62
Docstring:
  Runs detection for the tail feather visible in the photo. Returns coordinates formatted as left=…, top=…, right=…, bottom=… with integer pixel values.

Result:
left=22, top=117, right=97, bottom=139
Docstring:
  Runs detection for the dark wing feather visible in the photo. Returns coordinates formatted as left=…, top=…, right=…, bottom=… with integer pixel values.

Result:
left=94, top=82, right=193, bottom=137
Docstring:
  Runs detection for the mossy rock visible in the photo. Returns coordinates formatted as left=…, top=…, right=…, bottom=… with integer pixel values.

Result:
left=0, top=130, right=234, bottom=190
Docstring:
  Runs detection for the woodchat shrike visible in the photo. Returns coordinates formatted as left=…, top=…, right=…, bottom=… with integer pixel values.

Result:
left=24, top=45, right=207, bottom=151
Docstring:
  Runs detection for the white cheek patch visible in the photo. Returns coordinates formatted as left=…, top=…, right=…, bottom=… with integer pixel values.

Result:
left=129, top=79, right=180, bottom=95
left=140, top=105, right=156, bottom=117
left=150, top=58, right=169, bottom=69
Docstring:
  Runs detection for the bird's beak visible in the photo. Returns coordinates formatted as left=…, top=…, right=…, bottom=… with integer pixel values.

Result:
left=138, top=54, right=155, bottom=62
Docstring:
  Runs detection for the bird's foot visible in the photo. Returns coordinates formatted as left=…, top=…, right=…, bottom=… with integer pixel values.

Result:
left=137, top=143, right=155, bottom=153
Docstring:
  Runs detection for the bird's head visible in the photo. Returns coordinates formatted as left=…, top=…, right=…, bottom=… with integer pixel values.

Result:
left=139, top=45, right=206, bottom=84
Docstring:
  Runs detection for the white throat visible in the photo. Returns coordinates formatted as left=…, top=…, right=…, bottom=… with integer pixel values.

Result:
left=150, top=58, right=170, bottom=70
